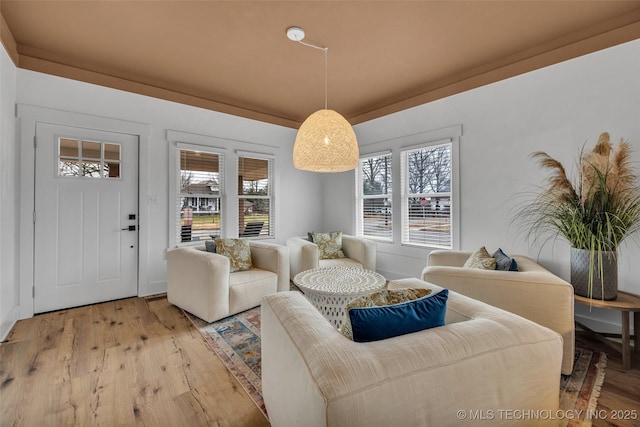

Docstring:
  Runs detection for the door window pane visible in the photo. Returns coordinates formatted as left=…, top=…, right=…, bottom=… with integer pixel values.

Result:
left=104, top=143, right=120, bottom=161
left=59, top=138, right=79, bottom=157
left=82, top=141, right=101, bottom=159
left=57, top=138, right=121, bottom=179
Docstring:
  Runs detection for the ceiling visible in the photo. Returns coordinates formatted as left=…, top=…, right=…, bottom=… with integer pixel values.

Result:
left=2, top=1, right=640, bottom=129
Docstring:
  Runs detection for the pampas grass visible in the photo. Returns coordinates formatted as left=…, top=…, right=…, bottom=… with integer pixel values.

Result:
left=514, top=133, right=640, bottom=298
left=518, top=132, right=640, bottom=251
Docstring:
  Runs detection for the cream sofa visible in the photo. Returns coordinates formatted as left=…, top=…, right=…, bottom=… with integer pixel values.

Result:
left=262, top=281, right=563, bottom=427
left=286, top=234, right=376, bottom=278
left=422, top=250, right=575, bottom=375
left=167, top=241, right=289, bottom=322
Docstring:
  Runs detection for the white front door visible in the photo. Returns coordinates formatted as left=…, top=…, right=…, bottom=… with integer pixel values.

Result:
left=34, top=123, right=139, bottom=313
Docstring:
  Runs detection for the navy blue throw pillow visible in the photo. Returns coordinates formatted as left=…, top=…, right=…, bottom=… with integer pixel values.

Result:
left=205, top=240, right=217, bottom=253
left=348, top=289, right=449, bottom=343
left=492, top=248, right=518, bottom=271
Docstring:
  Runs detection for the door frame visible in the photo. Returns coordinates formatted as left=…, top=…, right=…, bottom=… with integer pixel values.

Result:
left=18, top=104, right=152, bottom=319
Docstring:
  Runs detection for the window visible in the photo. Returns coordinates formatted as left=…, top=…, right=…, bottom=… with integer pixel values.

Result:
left=401, top=142, right=452, bottom=248
left=238, top=156, right=273, bottom=238
left=356, top=153, right=392, bottom=241
left=176, top=148, right=224, bottom=244
left=58, top=137, right=121, bottom=178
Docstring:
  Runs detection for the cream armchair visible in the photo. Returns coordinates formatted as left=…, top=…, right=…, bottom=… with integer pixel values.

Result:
left=422, top=250, right=575, bottom=375
left=167, top=241, right=289, bottom=323
left=286, top=234, right=376, bottom=278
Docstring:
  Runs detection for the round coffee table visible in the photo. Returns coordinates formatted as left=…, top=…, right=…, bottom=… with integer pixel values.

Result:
left=293, top=266, right=387, bottom=329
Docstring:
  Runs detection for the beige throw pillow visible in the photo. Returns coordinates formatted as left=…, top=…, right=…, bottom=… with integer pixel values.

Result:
left=463, top=246, right=496, bottom=270
left=311, top=231, right=345, bottom=260
left=214, top=238, right=253, bottom=272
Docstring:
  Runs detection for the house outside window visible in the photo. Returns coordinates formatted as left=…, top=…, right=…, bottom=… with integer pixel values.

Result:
left=238, top=156, right=273, bottom=238
left=401, top=142, right=453, bottom=248
left=176, top=148, right=224, bottom=244
left=356, top=153, right=392, bottom=241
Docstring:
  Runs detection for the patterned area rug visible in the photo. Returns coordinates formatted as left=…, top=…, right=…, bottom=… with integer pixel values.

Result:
left=184, top=307, right=607, bottom=425
left=184, top=308, right=266, bottom=418
left=560, top=347, right=608, bottom=427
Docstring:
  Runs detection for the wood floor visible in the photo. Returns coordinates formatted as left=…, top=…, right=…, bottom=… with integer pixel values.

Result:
left=1, top=295, right=639, bottom=426
left=575, top=331, right=640, bottom=427
left=0, top=295, right=268, bottom=427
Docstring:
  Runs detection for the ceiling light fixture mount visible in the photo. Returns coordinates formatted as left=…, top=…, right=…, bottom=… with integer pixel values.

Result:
left=286, top=26, right=305, bottom=42
left=287, top=26, right=358, bottom=173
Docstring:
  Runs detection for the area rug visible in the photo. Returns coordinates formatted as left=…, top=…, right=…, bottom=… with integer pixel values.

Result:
left=560, top=347, right=608, bottom=427
left=184, top=307, right=607, bottom=425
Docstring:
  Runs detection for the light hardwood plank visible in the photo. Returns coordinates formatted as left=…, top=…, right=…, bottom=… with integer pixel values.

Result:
left=575, top=331, right=640, bottom=427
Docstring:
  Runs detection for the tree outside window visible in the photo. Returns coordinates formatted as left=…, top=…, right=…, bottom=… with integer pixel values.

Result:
left=402, top=143, right=452, bottom=248
left=357, top=153, right=392, bottom=241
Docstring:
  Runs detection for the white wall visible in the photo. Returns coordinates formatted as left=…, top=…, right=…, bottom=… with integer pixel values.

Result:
left=325, top=38, right=640, bottom=333
left=6, top=38, right=640, bottom=334
left=14, top=68, right=323, bottom=319
left=0, top=43, right=19, bottom=339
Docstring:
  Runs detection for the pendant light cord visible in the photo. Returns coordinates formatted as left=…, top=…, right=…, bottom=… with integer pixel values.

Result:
left=324, top=47, right=328, bottom=110
left=294, top=39, right=329, bottom=110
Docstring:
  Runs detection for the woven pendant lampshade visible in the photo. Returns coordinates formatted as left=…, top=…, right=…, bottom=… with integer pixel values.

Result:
left=293, top=109, right=359, bottom=172
left=287, top=26, right=358, bottom=173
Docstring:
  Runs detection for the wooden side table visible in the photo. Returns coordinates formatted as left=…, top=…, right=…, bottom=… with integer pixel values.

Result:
left=574, top=290, right=640, bottom=369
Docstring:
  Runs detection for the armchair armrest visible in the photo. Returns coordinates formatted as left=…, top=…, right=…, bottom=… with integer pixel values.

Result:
left=342, top=235, right=376, bottom=271
left=427, top=250, right=473, bottom=267
left=286, top=237, right=319, bottom=278
left=167, top=247, right=230, bottom=322
left=422, top=251, right=575, bottom=375
left=249, top=241, right=290, bottom=292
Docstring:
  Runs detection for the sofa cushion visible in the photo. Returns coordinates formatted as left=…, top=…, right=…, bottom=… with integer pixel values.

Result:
left=311, top=231, right=345, bottom=260
left=214, top=238, right=253, bottom=272
left=342, top=288, right=448, bottom=342
left=463, top=246, right=496, bottom=270
left=492, top=248, right=518, bottom=271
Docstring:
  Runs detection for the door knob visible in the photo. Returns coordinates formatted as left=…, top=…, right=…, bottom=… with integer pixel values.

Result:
left=121, top=225, right=136, bottom=231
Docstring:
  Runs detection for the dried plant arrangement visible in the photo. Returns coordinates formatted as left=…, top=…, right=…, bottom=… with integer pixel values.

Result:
left=515, top=132, right=640, bottom=299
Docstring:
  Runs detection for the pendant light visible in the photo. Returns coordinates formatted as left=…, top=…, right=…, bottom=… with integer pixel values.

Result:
left=287, top=26, right=359, bottom=173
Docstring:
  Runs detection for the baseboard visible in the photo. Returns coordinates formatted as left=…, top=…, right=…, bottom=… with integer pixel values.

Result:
left=575, top=313, right=627, bottom=335
left=139, top=280, right=167, bottom=297
left=0, top=305, right=20, bottom=342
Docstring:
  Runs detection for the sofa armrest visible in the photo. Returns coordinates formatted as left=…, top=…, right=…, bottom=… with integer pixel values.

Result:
left=167, top=247, right=230, bottom=322
left=250, top=241, right=290, bottom=292
left=342, top=235, right=376, bottom=271
left=286, top=236, right=319, bottom=278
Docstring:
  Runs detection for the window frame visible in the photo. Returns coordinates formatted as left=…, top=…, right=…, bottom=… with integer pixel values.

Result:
left=355, top=151, right=393, bottom=243
left=236, top=152, right=275, bottom=239
left=169, top=139, right=227, bottom=248
left=400, top=138, right=458, bottom=250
